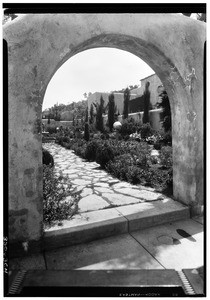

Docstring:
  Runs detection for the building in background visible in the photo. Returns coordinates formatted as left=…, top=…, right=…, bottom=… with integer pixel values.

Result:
left=87, top=74, right=164, bottom=131
left=87, top=92, right=137, bottom=116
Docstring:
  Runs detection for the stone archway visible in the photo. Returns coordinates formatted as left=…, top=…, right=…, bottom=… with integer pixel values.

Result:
left=4, top=13, right=205, bottom=254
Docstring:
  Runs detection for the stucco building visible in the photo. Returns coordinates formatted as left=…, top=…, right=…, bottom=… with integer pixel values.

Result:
left=87, top=74, right=164, bottom=130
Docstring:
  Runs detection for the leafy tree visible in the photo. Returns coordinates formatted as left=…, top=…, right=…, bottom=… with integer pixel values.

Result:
left=123, top=88, right=130, bottom=119
left=128, top=84, right=139, bottom=90
left=108, top=93, right=116, bottom=131
left=143, top=82, right=150, bottom=124
left=96, top=95, right=104, bottom=132
left=83, top=92, right=92, bottom=99
left=112, top=84, right=138, bottom=93
left=157, top=89, right=171, bottom=132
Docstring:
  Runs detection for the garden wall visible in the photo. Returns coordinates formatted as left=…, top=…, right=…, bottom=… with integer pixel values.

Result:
left=113, top=109, right=162, bottom=131
left=42, top=119, right=73, bottom=129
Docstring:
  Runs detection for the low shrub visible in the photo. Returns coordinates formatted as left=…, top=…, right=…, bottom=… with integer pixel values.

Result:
left=42, top=148, right=54, bottom=167
left=106, top=154, right=131, bottom=181
left=95, top=142, right=115, bottom=167
left=153, top=142, right=161, bottom=150
left=45, top=125, right=57, bottom=135
left=139, top=123, right=155, bottom=139
left=158, top=130, right=172, bottom=146
left=85, top=140, right=99, bottom=161
left=120, top=119, right=137, bottom=137
left=159, top=146, right=172, bottom=168
left=71, top=139, right=87, bottom=159
left=43, top=165, right=80, bottom=226
left=129, top=132, right=141, bottom=142
left=56, top=135, right=71, bottom=146
left=62, top=136, right=71, bottom=144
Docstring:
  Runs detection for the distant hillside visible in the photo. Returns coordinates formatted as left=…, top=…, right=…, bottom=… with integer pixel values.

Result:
left=42, top=100, right=88, bottom=121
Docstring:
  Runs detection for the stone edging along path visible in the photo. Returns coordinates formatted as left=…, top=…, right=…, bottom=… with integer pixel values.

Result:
left=43, top=143, right=189, bottom=250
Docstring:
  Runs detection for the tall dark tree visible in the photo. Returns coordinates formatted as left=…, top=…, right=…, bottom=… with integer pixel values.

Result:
left=123, top=88, right=130, bottom=119
left=54, top=104, right=61, bottom=121
left=108, top=93, right=116, bottom=131
left=96, top=95, right=104, bottom=132
left=84, top=108, right=90, bottom=141
left=89, top=103, right=94, bottom=124
left=157, top=89, right=171, bottom=132
left=143, top=82, right=150, bottom=124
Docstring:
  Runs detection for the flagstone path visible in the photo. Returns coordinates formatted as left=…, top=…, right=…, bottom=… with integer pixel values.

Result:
left=43, top=143, right=168, bottom=215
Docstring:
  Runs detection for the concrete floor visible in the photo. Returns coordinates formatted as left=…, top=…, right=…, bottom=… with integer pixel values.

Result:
left=9, top=218, right=203, bottom=272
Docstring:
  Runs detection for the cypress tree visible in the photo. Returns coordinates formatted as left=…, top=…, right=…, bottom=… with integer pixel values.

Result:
left=157, top=89, right=171, bottom=132
left=96, top=95, right=104, bottom=132
left=108, top=93, right=116, bottom=131
left=84, top=108, right=90, bottom=141
left=47, top=115, right=50, bottom=124
left=90, top=103, right=94, bottom=124
left=143, top=82, right=150, bottom=124
left=123, top=88, right=130, bottom=119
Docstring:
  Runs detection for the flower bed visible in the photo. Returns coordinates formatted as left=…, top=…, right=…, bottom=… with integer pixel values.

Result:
left=56, top=135, right=173, bottom=195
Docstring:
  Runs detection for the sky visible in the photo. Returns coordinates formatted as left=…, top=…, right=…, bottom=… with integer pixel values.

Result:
left=42, top=48, right=155, bottom=110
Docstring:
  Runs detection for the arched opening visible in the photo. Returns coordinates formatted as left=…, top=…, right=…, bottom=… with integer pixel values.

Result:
left=4, top=14, right=204, bottom=254
left=41, top=47, right=172, bottom=227
left=40, top=32, right=185, bottom=201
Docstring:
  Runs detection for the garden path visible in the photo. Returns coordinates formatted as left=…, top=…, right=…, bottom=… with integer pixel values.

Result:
left=43, top=143, right=168, bottom=214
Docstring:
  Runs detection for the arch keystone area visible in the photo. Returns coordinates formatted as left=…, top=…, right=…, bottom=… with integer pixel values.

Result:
left=3, top=13, right=205, bottom=255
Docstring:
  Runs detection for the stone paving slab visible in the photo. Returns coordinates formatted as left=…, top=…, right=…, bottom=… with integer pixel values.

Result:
left=102, top=193, right=143, bottom=206
left=45, top=233, right=163, bottom=270
left=94, top=187, right=114, bottom=194
left=80, top=188, right=93, bottom=197
left=131, top=219, right=203, bottom=270
left=78, top=194, right=111, bottom=213
left=113, top=188, right=165, bottom=201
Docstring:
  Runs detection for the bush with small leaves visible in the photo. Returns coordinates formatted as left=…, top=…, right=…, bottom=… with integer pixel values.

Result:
left=45, top=125, right=57, bottom=135
left=139, top=123, right=154, bottom=139
left=96, top=142, right=115, bottom=168
left=85, top=140, right=99, bottom=161
left=42, top=148, right=54, bottom=167
left=43, top=165, right=80, bottom=226
left=159, top=146, right=172, bottom=168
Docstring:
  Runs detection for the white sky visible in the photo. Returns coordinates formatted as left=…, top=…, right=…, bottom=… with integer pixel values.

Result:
left=43, top=47, right=155, bottom=110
